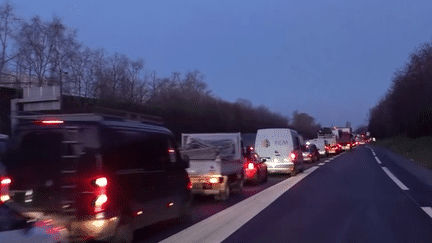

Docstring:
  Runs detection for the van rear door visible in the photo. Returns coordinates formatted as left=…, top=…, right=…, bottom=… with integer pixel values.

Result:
left=6, top=129, right=65, bottom=212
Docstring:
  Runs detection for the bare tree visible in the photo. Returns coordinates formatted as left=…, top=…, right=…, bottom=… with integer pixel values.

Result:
left=0, top=2, right=19, bottom=82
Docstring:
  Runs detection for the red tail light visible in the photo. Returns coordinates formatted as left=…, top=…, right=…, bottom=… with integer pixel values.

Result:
left=93, top=177, right=108, bottom=213
left=248, top=162, right=254, bottom=170
left=0, top=177, right=11, bottom=203
left=290, top=152, right=296, bottom=160
left=186, top=175, right=192, bottom=190
left=33, top=119, right=64, bottom=125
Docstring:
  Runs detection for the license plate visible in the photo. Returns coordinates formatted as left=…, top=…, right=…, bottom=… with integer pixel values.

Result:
left=192, top=184, right=202, bottom=189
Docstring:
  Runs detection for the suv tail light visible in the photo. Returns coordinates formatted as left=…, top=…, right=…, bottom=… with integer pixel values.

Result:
left=290, top=152, right=296, bottom=160
left=93, top=177, right=108, bottom=213
left=0, top=177, right=11, bottom=203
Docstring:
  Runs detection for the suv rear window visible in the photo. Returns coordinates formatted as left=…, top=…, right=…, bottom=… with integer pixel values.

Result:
left=4, top=131, right=64, bottom=188
left=102, top=129, right=179, bottom=172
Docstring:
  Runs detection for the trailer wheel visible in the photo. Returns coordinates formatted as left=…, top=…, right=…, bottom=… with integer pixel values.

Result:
left=214, top=185, right=230, bottom=201
left=236, top=179, right=244, bottom=193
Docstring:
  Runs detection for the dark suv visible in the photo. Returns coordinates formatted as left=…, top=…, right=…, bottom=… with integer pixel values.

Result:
left=3, top=113, right=191, bottom=242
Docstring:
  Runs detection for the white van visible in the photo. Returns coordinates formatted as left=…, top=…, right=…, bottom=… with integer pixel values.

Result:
left=254, top=128, right=304, bottom=176
left=307, top=138, right=329, bottom=157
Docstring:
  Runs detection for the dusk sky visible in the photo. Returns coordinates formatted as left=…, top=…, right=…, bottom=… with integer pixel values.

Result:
left=10, top=0, right=432, bottom=129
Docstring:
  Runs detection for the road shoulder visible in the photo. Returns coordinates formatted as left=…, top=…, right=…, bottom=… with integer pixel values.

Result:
left=369, top=145, right=432, bottom=188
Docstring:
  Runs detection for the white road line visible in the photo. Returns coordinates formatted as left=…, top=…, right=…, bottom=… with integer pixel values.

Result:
left=160, top=167, right=319, bottom=243
left=324, top=159, right=330, bottom=163
left=374, top=156, right=382, bottom=164
left=382, top=167, right=409, bottom=190
left=318, top=163, right=325, bottom=166
left=421, top=207, right=432, bottom=218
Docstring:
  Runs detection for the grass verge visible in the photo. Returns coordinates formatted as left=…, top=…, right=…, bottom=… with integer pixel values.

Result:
left=372, top=135, right=432, bottom=169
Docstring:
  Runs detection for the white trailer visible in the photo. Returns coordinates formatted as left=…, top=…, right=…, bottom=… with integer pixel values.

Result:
left=181, top=133, right=244, bottom=201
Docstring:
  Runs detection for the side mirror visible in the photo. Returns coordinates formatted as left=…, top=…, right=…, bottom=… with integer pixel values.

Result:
left=182, top=155, right=190, bottom=168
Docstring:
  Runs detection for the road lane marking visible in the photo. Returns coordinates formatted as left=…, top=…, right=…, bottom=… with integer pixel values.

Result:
left=324, top=159, right=330, bottom=163
left=374, top=156, right=382, bottom=164
left=421, top=207, right=432, bottom=218
left=318, top=163, right=325, bottom=166
left=382, top=167, right=409, bottom=190
left=160, top=167, right=320, bottom=243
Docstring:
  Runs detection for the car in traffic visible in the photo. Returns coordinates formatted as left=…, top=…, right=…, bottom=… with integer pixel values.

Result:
left=307, top=138, right=329, bottom=157
left=301, top=144, right=319, bottom=163
left=0, top=203, right=68, bottom=243
left=243, top=149, right=268, bottom=185
left=326, top=143, right=342, bottom=155
left=255, top=128, right=304, bottom=176
left=2, top=112, right=192, bottom=243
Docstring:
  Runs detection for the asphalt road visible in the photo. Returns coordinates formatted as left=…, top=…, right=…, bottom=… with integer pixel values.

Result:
left=156, top=146, right=432, bottom=243
left=134, top=165, right=311, bottom=242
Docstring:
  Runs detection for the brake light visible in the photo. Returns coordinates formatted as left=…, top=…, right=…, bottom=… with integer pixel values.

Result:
left=93, top=177, right=108, bottom=213
left=248, top=163, right=254, bottom=170
left=290, top=153, right=296, bottom=160
left=1, top=178, right=11, bottom=185
left=95, top=177, right=107, bottom=187
left=0, top=177, right=11, bottom=203
left=187, top=181, right=192, bottom=190
left=34, top=119, right=64, bottom=125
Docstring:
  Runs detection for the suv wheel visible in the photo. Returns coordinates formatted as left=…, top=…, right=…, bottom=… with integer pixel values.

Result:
left=290, top=167, right=297, bottom=177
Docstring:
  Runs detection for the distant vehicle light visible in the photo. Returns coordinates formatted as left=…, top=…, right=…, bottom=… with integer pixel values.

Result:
left=249, top=146, right=254, bottom=150
left=290, top=153, right=296, bottom=160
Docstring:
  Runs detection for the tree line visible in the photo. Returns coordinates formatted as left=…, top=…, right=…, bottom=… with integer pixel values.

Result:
left=0, top=3, right=322, bottom=139
left=368, top=39, right=432, bottom=139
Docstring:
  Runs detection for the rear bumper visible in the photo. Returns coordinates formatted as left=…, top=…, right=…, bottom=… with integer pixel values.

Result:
left=189, top=175, right=228, bottom=196
left=68, top=215, right=120, bottom=242
left=265, top=163, right=294, bottom=174
left=19, top=210, right=120, bottom=242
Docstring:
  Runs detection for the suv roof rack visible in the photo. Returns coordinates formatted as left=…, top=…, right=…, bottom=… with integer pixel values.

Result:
left=91, top=107, right=164, bottom=125
left=14, top=107, right=164, bottom=125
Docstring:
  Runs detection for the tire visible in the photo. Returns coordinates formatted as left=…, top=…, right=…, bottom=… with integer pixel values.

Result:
left=262, top=172, right=268, bottom=183
left=214, top=184, right=230, bottom=201
left=177, top=199, right=192, bottom=224
left=290, top=167, right=297, bottom=177
left=236, top=179, right=244, bottom=193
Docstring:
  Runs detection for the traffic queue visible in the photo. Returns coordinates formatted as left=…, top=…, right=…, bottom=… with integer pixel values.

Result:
left=0, top=114, right=370, bottom=243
